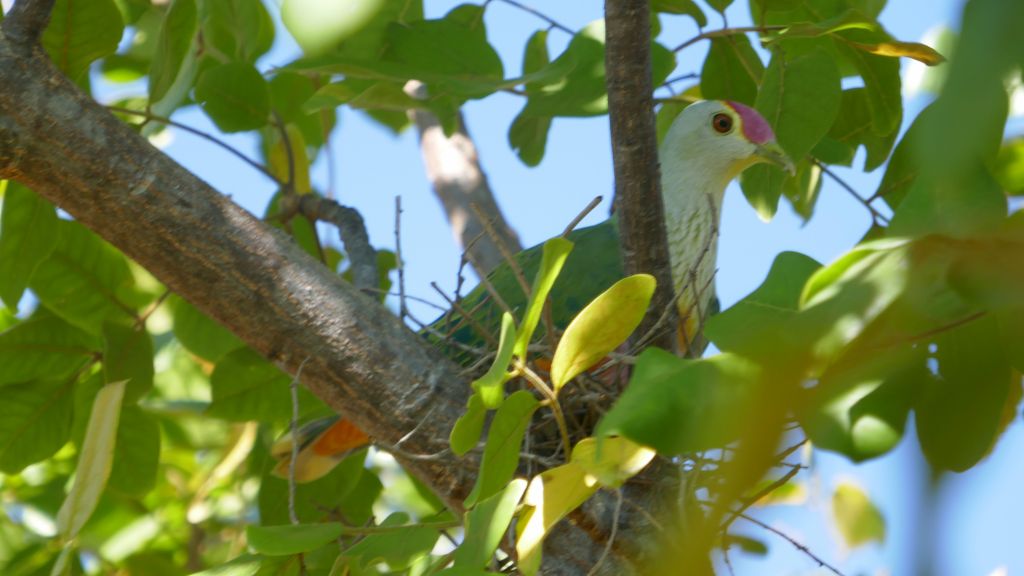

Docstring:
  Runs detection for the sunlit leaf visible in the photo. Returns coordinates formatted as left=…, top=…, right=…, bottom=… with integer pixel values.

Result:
left=471, top=312, right=517, bottom=409
left=344, top=512, right=441, bottom=571
left=57, top=380, right=126, bottom=539
left=103, top=322, right=154, bottom=404
left=169, top=295, right=243, bottom=362
left=42, top=0, right=123, bottom=81
left=700, top=35, right=764, bottom=106
left=246, top=523, right=343, bottom=556
left=209, top=347, right=325, bottom=422
left=201, top=0, right=274, bottom=63
left=515, top=462, right=598, bottom=575
left=453, top=479, right=527, bottom=569
left=465, top=391, right=539, bottom=507
left=0, top=182, right=58, bottom=310
left=283, top=0, right=386, bottom=56
left=571, top=436, right=655, bottom=489
left=513, top=238, right=573, bottom=359
left=450, top=393, right=486, bottom=456
left=148, top=0, right=198, bottom=103
left=832, top=483, right=885, bottom=548
left=0, top=316, right=100, bottom=387
left=189, top=554, right=263, bottom=576
left=845, top=39, right=945, bottom=65
left=550, top=274, right=655, bottom=392
left=0, top=379, right=74, bottom=473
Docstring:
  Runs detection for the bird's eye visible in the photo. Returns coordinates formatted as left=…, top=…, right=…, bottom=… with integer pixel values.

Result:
left=712, top=113, right=733, bottom=134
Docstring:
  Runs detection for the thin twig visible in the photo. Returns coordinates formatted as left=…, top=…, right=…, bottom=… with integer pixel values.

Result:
left=134, top=289, right=172, bottom=329
left=288, top=357, right=311, bottom=525
left=814, top=159, right=890, bottom=225
left=395, top=196, right=409, bottom=322
left=494, top=0, right=574, bottom=34
left=561, top=196, right=604, bottom=238
left=471, top=202, right=530, bottom=297
left=720, top=457, right=802, bottom=532
left=106, top=106, right=281, bottom=186
left=518, top=361, right=571, bottom=460
left=587, top=489, right=624, bottom=576
left=673, top=25, right=787, bottom=52
left=431, top=282, right=500, bottom=349
left=734, top=512, right=847, bottom=576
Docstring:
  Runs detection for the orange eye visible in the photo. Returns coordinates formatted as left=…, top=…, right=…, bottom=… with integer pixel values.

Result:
left=712, top=113, right=733, bottom=134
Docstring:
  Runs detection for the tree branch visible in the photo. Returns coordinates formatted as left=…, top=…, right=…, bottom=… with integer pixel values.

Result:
left=604, top=0, right=678, bottom=353
left=405, top=80, right=522, bottom=277
left=1, top=0, right=56, bottom=47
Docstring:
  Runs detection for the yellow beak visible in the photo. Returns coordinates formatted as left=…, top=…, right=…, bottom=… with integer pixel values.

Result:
left=755, top=141, right=796, bottom=176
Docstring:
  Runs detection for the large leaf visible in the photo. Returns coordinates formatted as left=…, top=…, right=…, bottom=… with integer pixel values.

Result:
left=283, top=0, right=387, bottom=56
left=194, top=62, right=270, bottom=132
left=515, top=462, right=598, bottom=575
left=453, top=479, right=527, bottom=569
left=103, top=322, right=154, bottom=404
left=168, top=295, right=243, bottom=362
left=201, top=0, right=274, bottom=63
left=106, top=405, right=160, bottom=496
left=30, top=219, right=141, bottom=334
left=208, top=347, right=324, bottom=422
left=258, top=449, right=370, bottom=525
left=465, top=390, right=539, bottom=507
left=42, top=0, right=124, bottom=81
left=509, top=30, right=553, bottom=166
left=513, top=238, right=573, bottom=359
left=0, top=316, right=100, bottom=387
left=246, top=523, right=343, bottom=556
left=700, top=35, right=764, bottom=106
left=0, top=182, right=58, bottom=310
left=148, top=0, right=198, bottom=103
left=344, top=512, right=441, bottom=571
left=0, top=379, right=74, bottom=473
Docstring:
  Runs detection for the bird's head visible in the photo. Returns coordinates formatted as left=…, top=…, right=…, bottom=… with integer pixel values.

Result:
left=661, top=100, right=795, bottom=190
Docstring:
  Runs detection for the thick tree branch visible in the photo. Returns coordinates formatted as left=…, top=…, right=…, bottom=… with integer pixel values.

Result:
left=604, top=0, right=678, bottom=352
left=1, top=0, right=55, bottom=46
left=405, top=81, right=522, bottom=277
left=0, top=21, right=634, bottom=576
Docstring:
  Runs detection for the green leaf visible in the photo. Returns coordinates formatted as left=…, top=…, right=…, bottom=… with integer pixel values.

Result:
left=781, top=157, right=823, bottom=219
left=521, top=22, right=607, bottom=117
left=700, top=35, right=764, bottom=106
left=470, top=312, right=517, bottom=409
left=57, top=380, right=126, bottom=539
left=304, top=80, right=423, bottom=114
left=515, top=462, right=597, bottom=575
left=30, top=219, right=140, bottom=334
left=742, top=45, right=841, bottom=220
left=706, top=0, right=734, bottom=13
left=465, top=390, right=539, bottom=507
left=823, top=88, right=899, bottom=171
left=596, top=349, right=761, bottom=455
left=0, top=316, right=100, bottom=387
left=916, top=315, right=1014, bottom=472
left=283, top=0, right=387, bottom=56
left=651, top=0, right=707, bottom=26
left=269, top=72, right=332, bottom=148
left=169, top=295, right=243, bottom=362
left=889, top=165, right=1007, bottom=239
left=550, top=274, right=655, bottom=392
left=148, top=0, right=198, bottom=103
left=246, top=523, right=343, bottom=556
left=508, top=112, right=552, bottom=168
left=107, top=406, right=160, bottom=495
left=994, top=137, right=1024, bottom=196
left=42, top=0, right=124, bottom=81
left=705, top=251, right=821, bottom=361
left=0, top=379, right=74, bottom=474
left=258, top=449, right=369, bottom=525
left=0, top=182, right=58, bottom=310
left=195, top=62, right=270, bottom=132
left=844, top=38, right=945, bottom=65
left=570, top=436, right=655, bottom=489
left=513, top=238, right=574, bottom=359
left=831, top=483, right=885, bottom=548
left=345, top=512, right=440, bottom=571
left=453, top=479, right=527, bottom=569
left=835, top=32, right=903, bottom=137
left=201, top=0, right=274, bottom=63
left=209, top=347, right=323, bottom=422
left=188, top=554, right=262, bottom=576
left=522, top=29, right=551, bottom=92
left=450, top=393, right=487, bottom=456
left=103, top=323, right=154, bottom=404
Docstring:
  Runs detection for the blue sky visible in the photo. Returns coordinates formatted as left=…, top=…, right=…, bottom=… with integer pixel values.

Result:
left=88, top=0, right=1022, bottom=574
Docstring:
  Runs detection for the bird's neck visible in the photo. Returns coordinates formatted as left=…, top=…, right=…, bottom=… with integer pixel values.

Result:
left=658, top=138, right=731, bottom=327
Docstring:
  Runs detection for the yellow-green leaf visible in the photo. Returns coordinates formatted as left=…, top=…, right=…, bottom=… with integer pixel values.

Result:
left=515, top=462, right=598, bottom=575
left=831, top=482, right=885, bottom=548
left=57, top=380, right=126, bottom=539
left=550, top=274, right=655, bottom=392
left=845, top=39, right=946, bottom=66
left=570, top=436, right=655, bottom=489
left=513, top=238, right=573, bottom=359
left=471, top=312, right=517, bottom=409
left=450, top=393, right=486, bottom=456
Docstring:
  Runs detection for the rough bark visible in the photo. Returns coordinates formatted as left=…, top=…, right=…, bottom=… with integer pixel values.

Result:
left=0, top=2, right=637, bottom=573
left=406, top=81, right=522, bottom=278
left=604, top=0, right=679, bottom=353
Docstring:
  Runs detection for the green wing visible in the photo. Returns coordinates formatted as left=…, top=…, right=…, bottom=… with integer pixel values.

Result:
left=427, top=220, right=625, bottom=364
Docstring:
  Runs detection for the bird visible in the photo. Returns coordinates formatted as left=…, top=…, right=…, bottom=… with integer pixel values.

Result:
left=271, top=100, right=793, bottom=482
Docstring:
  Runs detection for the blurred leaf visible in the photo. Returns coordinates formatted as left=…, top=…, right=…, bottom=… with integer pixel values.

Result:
left=208, top=347, right=324, bottom=422
left=57, top=380, right=125, bottom=539
left=781, top=159, right=822, bottom=220
left=106, top=406, right=160, bottom=496
left=515, top=462, right=597, bottom=575
left=0, top=316, right=100, bottom=387
left=169, top=295, right=243, bottom=362
left=888, top=165, right=1006, bottom=238
left=700, top=35, right=764, bottom=106
left=465, top=391, right=538, bottom=507
left=916, top=315, right=1013, bottom=471
left=266, top=124, right=311, bottom=194
left=509, top=112, right=552, bottom=167
left=246, top=523, right=343, bottom=556
left=30, top=220, right=141, bottom=334
left=453, top=479, right=527, bottom=569
left=148, top=0, right=198, bottom=103
left=450, top=393, right=486, bottom=456
left=345, top=512, right=440, bottom=571
left=521, top=22, right=606, bottom=117
left=259, top=449, right=369, bottom=525
left=993, top=137, right=1024, bottom=196
left=550, top=274, right=655, bottom=392
left=283, top=0, right=386, bottom=56
left=723, top=534, right=769, bottom=556
left=195, top=62, right=270, bottom=132
left=706, top=251, right=821, bottom=361
left=742, top=45, right=840, bottom=219
left=0, top=182, right=58, bottom=310
left=835, top=34, right=903, bottom=138
left=42, top=0, right=123, bottom=81
left=201, top=0, right=274, bottom=63
left=189, top=554, right=262, bottom=576
left=596, top=349, right=761, bottom=455
left=513, top=238, right=574, bottom=358
left=571, top=436, right=655, bottom=489
left=472, top=312, right=516, bottom=409
left=102, top=323, right=154, bottom=404
left=844, top=39, right=945, bottom=65
left=651, top=0, right=707, bottom=26
left=823, top=88, right=899, bottom=171
left=832, top=483, right=885, bottom=548
left=0, top=379, right=74, bottom=474
left=269, top=71, right=332, bottom=149
left=873, top=102, right=935, bottom=209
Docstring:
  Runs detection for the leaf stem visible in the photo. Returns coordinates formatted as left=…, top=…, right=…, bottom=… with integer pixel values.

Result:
left=518, top=361, right=572, bottom=460
left=673, top=25, right=787, bottom=53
